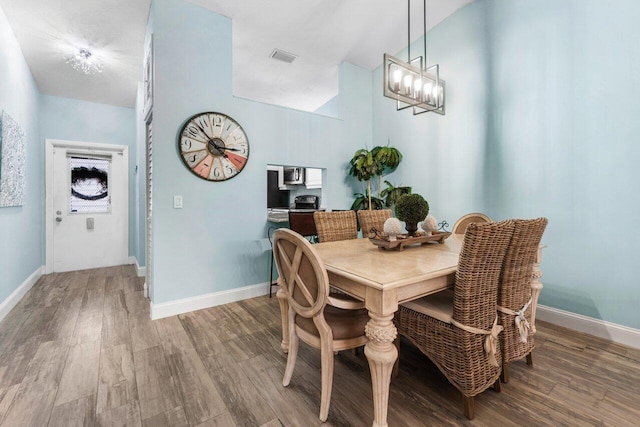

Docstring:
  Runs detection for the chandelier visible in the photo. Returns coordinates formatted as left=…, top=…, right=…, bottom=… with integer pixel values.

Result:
left=66, top=48, right=103, bottom=75
left=383, top=0, right=445, bottom=115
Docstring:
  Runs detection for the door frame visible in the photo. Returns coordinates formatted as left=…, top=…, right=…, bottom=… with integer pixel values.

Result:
left=45, top=139, right=129, bottom=274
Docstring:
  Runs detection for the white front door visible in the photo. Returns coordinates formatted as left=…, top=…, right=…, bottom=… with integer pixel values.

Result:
left=46, top=139, right=129, bottom=273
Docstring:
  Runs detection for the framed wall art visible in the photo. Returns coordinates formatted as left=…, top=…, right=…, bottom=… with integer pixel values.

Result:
left=143, top=34, right=153, bottom=119
left=0, top=110, right=26, bottom=207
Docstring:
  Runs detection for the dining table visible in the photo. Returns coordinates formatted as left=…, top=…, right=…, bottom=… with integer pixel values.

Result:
left=276, top=233, right=544, bottom=427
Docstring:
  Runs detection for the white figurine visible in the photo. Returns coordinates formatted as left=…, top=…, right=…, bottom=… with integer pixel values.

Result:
left=421, top=214, right=438, bottom=236
left=384, top=217, right=403, bottom=241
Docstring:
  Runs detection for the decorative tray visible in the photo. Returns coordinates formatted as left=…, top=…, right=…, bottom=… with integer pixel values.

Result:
left=369, top=231, right=452, bottom=251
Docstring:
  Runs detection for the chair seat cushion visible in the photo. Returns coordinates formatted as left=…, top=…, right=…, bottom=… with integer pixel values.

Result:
left=401, top=289, right=454, bottom=324
left=296, top=305, right=369, bottom=340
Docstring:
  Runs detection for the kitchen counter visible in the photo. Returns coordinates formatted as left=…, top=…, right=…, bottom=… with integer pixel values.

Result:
left=267, top=208, right=325, bottom=223
left=267, top=208, right=289, bottom=223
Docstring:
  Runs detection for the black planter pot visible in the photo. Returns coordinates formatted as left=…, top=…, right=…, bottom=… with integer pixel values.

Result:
left=405, top=221, right=418, bottom=237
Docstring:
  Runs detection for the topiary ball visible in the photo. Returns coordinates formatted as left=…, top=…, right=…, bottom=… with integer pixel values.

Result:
left=396, top=194, right=429, bottom=224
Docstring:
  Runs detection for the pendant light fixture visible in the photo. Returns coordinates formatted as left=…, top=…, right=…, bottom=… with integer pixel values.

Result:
left=383, top=0, right=445, bottom=115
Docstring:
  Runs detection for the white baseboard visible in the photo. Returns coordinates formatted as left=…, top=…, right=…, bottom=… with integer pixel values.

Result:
left=150, top=281, right=271, bottom=320
left=0, top=266, right=45, bottom=322
left=537, top=305, right=640, bottom=350
left=127, top=256, right=146, bottom=277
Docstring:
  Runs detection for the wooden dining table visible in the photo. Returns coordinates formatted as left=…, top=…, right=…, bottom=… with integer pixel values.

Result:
left=276, top=233, right=544, bottom=427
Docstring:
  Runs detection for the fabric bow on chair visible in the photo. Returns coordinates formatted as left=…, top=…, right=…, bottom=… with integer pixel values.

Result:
left=498, top=299, right=531, bottom=343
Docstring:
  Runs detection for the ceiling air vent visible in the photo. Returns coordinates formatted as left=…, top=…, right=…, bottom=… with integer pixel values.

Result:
left=270, top=49, right=297, bottom=64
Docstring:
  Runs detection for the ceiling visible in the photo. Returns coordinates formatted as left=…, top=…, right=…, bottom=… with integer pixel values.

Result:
left=0, top=0, right=151, bottom=108
left=1, top=0, right=473, bottom=111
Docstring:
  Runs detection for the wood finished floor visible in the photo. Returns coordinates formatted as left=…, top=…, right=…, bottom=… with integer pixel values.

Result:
left=1, top=266, right=639, bottom=426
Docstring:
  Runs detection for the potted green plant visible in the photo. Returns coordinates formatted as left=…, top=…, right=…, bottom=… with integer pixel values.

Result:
left=350, top=191, right=385, bottom=211
left=348, top=148, right=380, bottom=210
left=372, top=145, right=402, bottom=198
left=348, top=144, right=403, bottom=211
left=380, top=180, right=412, bottom=212
left=395, top=193, right=429, bottom=236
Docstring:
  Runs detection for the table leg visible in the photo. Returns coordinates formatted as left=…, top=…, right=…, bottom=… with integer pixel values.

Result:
left=530, top=245, right=545, bottom=334
left=276, top=284, right=289, bottom=353
left=364, top=312, right=398, bottom=427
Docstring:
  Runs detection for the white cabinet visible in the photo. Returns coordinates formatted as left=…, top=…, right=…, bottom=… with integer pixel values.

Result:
left=305, top=168, right=322, bottom=189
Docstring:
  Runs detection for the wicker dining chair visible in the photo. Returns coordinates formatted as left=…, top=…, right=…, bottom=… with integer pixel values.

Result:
left=357, top=209, right=392, bottom=238
left=452, top=212, right=492, bottom=234
left=313, top=210, right=358, bottom=243
left=272, top=229, right=368, bottom=421
left=497, top=218, right=548, bottom=383
left=394, top=220, right=515, bottom=420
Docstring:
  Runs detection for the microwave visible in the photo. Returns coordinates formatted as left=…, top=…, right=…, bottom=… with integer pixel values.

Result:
left=283, top=167, right=305, bottom=185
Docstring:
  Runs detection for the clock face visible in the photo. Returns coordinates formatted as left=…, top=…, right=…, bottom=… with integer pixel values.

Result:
left=178, top=112, right=250, bottom=181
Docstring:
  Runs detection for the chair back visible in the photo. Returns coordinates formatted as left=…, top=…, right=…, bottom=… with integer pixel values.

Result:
left=452, top=212, right=492, bottom=234
left=357, top=209, right=392, bottom=238
left=453, top=220, right=514, bottom=329
left=498, top=218, right=548, bottom=359
left=273, top=229, right=329, bottom=318
left=313, top=210, right=358, bottom=243
left=288, top=211, right=318, bottom=238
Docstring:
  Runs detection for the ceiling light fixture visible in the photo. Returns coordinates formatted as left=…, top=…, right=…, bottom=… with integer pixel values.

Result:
left=383, top=0, right=445, bottom=115
left=66, top=48, right=103, bottom=75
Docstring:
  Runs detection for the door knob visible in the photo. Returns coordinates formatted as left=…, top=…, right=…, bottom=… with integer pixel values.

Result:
left=56, top=217, right=62, bottom=222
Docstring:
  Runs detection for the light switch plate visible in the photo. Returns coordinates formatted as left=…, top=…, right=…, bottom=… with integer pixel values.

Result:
left=173, top=195, right=183, bottom=209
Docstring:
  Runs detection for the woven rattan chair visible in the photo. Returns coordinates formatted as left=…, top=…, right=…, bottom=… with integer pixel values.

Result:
left=273, top=229, right=368, bottom=422
left=452, top=212, right=492, bottom=234
left=357, top=209, right=392, bottom=238
left=313, top=210, right=358, bottom=243
left=395, top=220, right=515, bottom=420
left=497, top=218, right=548, bottom=383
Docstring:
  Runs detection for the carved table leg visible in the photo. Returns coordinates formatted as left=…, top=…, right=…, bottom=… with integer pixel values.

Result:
left=530, top=245, right=545, bottom=334
left=364, top=312, right=398, bottom=427
left=276, top=283, right=289, bottom=353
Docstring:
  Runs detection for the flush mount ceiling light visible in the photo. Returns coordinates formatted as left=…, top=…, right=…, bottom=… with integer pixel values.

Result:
left=66, top=48, right=103, bottom=75
left=383, top=0, right=445, bottom=115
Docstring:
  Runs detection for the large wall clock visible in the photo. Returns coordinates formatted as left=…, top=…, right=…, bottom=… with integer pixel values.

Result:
left=178, top=112, right=250, bottom=181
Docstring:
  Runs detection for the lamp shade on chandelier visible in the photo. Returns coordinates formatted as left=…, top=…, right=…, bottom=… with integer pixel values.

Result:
left=383, top=0, right=445, bottom=115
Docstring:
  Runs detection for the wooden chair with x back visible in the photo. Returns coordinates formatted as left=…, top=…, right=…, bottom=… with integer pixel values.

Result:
left=272, top=228, right=369, bottom=422
left=452, top=212, right=492, bottom=234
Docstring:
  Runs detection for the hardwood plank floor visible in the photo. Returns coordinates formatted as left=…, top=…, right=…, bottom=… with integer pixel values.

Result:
left=0, top=266, right=639, bottom=426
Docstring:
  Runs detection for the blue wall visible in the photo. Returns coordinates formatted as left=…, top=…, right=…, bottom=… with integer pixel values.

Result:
left=39, top=95, right=140, bottom=261
left=372, top=0, right=640, bottom=329
left=0, top=5, right=43, bottom=302
left=150, top=0, right=371, bottom=303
